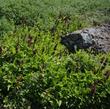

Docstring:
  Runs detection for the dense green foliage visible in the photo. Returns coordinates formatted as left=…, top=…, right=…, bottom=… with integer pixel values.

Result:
left=0, top=0, right=110, bottom=35
left=0, top=0, right=110, bottom=109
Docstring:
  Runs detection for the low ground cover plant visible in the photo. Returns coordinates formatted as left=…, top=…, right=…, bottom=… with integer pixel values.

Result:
left=0, top=0, right=110, bottom=109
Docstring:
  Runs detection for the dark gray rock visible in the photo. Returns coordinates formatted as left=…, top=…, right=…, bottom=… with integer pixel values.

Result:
left=61, top=24, right=110, bottom=53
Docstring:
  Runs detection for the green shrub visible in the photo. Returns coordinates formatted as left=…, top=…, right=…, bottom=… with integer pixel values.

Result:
left=0, top=0, right=110, bottom=108
left=0, top=27, right=110, bottom=109
left=0, top=0, right=110, bottom=31
left=0, top=17, right=14, bottom=36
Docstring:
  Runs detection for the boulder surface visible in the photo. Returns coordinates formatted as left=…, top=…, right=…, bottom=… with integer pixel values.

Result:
left=61, top=24, right=110, bottom=53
